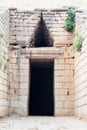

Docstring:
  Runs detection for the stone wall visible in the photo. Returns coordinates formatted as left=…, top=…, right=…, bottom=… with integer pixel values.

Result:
left=0, top=7, right=87, bottom=118
left=9, top=48, right=29, bottom=116
left=9, top=48, right=74, bottom=116
left=74, top=12, right=87, bottom=119
left=0, top=9, right=9, bottom=117
left=8, top=8, right=75, bottom=116
left=54, top=47, right=74, bottom=116
left=9, top=8, right=73, bottom=47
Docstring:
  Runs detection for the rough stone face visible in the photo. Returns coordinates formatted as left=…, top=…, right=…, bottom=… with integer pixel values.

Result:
left=9, top=46, right=74, bottom=116
left=74, top=12, right=87, bottom=120
left=0, top=9, right=9, bottom=117
left=0, top=8, right=75, bottom=117
left=9, top=8, right=73, bottom=47
left=0, top=8, right=87, bottom=118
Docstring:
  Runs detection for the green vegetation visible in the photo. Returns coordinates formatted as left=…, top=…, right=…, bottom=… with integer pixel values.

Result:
left=64, top=9, right=75, bottom=32
left=64, top=9, right=83, bottom=52
left=0, top=39, right=3, bottom=45
left=0, top=57, right=8, bottom=70
left=4, top=61, right=8, bottom=70
left=72, top=35, right=83, bottom=52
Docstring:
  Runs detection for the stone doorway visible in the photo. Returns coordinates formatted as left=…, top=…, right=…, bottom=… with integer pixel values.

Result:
left=29, top=60, right=54, bottom=116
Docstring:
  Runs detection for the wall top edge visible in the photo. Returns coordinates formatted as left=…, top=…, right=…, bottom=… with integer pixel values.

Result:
left=0, top=7, right=84, bottom=14
left=8, top=7, right=83, bottom=13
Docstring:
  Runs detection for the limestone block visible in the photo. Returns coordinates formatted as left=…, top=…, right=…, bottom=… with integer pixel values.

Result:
left=19, top=88, right=29, bottom=96
left=55, top=88, right=67, bottom=96
left=64, top=70, right=74, bottom=76
left=20, top=64, right=29, bottom=69
left=55, top=109, right=68, bottom=116
left=19, top=96, right=28, bottom=101
left=11, top=100, right=20, bottom=108
left=54, top=76, right=60, bottom=83
left=0, top=106, right=8, bottom=117
left=0, top=99, right=8, bottom=106
left=9, top=107, right=14, bottom=115
left=67, top=95, right=74, bottom=102
left=11, top=100, right=28, bottom=108
left=10, top=50, right=18, bottom=58
left=54, top=64, right=65, bottom=70
left=13, top=75, right=19, bottom=82
left=55, top=102, right=64, bottom=109
left=0, top=92, right=4, bottom=99
left=54, top=75, right=65, bottom=83
left=54, top=70, right=64, bottom=76
left=20, top=58, right=29, bottom=64
left=0, top=77, right=4, bottom=84
left=63, top=101, right=74, bottom=109
left=11, top=58, right=17, bottom=64
left=58, top=59, right=65, bottom=64
left=10, top=27, right=16, bottom=31
left=65, top=83, right=74, bottom=89
left=55, top=95, right=67, bottom=102
left=55, top=83, right=63, bottom=88
left=65, top=76, right=74, bottom=83
left=64, top=48, right=74, bottom=58
left=20, top=75, right=29, bottom=82
left=20, top=70, right=29, bottom=76
left=9, top=39, right=16, bottom=44
left=65, top=65, right=71, bottom=70
left=0, top=85, right=8, bottom=92
left=15, top=107, right=28, bottom=116
left=20, top=83, right=29, bottom=89
left=10, top=82, right=19, bottom=89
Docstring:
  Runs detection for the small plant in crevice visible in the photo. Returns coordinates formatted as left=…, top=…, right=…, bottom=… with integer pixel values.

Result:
left=64, top=9, right=75, bottom=32
left=0, top=57, right=5, bottom=68
left=0, top=32, right=3, bottom=45
left=0, top=35, right=3, bottom=45
left=0, top=57, right=9, bottom=70
left=0, top=39, right=3, bottom=45
left=72, top=34, right=83, bottom=52
left=4, top=61, right=8, bottom=70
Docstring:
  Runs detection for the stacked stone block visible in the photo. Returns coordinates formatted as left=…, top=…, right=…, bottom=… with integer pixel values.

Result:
left=0, top=9, right=9, bottom=117
left=74, top=12, right=87, bottom=120
left=54, top=47, right=74, bottom=116
left=9, top=46, right=74, bottom=116
left=9, top=8, right=73, bottom=47
left=0, top=8, right=75, bottom=117
left=0, top=7, right=87, bottom=118
left=9, top=48, right=29, bottom=116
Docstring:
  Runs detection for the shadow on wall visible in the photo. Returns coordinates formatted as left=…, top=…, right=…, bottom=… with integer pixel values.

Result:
left=29, top=13, right=53, bottom=47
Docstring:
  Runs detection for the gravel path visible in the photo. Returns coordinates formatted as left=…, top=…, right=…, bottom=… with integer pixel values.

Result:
left=0, top=116, right=87, bottom=130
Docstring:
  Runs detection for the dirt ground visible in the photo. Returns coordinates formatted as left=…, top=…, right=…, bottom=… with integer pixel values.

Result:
left=0, top=116, right=87, bottom=130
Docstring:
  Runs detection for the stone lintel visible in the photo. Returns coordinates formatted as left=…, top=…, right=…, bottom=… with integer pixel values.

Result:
left=21, top=48, right=64, bottom=59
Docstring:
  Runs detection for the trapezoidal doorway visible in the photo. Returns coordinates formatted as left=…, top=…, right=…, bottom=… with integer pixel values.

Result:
left=29, top=60, right=54, bottom=116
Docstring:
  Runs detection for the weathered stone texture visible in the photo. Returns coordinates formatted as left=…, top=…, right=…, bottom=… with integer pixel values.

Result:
left=74, top=12, right=87, bottom=120
left=9, top=8, right=73, bottom=47
left=8, top=8, right=75, bottom=116
left=54, top=47, right=74, bottom=116
left=0, top=8, right=80, bottom=117
left=9, top=46, right=74, bottom=116
left=0, top=9, right=9, bottom=117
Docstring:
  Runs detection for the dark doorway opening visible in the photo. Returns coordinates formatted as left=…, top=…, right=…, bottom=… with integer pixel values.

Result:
left=29, top=60, right=54, bottom=116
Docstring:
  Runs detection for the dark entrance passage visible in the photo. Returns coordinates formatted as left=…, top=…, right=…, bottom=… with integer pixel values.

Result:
left=29, top=60, right=54, bottom=116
